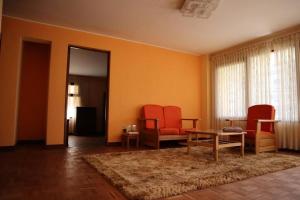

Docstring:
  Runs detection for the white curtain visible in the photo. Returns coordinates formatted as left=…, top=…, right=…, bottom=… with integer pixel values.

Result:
left=272, top=36, right=300, bottom=149
left=212, top=53, right=247, bottom=129
left=211, top=32, right=300, bottom=150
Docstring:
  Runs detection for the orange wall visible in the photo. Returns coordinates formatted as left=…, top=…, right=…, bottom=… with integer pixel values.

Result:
left=17, top=41, right=50, bottom=141
left=198, top=55, right=211, bottom=130
left=0, top=16, right=208, bottom=146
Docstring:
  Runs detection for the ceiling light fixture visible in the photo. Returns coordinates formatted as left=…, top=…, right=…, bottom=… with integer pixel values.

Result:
left=181, top=0, right=220, bottom=19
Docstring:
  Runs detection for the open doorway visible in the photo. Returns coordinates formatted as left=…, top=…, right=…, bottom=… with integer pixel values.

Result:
left=17, top=41, right=51, bottom=145
left=65, top=46, right=110, bottom=148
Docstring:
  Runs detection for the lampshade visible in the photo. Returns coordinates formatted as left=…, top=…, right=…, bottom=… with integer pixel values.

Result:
left=68, top=82, right=79, bottom=96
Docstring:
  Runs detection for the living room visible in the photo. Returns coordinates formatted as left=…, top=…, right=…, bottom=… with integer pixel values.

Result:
left=0, top=0, right=300, bottom=200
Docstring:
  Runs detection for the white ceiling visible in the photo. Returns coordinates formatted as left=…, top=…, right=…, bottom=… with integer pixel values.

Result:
left=69, top=47, right=108, bottom=77
left=3, top=0, right=300, bottom=54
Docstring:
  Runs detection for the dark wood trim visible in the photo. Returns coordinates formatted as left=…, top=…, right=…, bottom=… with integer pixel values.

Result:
left=64, top=45, right=111, bottom=146
left=44, top=144, right=66, bottom=149
left=279, top=148, right=300, bottom=153
left=106, top=142, right=122, bottom=146
left=17, top=140, right=46, bottom=145
left=64, top=46, right=71, bottom=147
left=0, top=146, right=16, bottom=151
left=1, top=144, right=65, bottom=151
left=105, top=51, right=111, bottom=145
left=68, top=74, right=107, bottom=78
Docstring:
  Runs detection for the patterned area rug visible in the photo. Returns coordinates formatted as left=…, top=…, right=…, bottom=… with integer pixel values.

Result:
left=84, top=147, right=300, bottom=200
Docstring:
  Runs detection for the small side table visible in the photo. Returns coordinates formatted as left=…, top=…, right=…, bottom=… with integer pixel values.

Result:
left=122, top=132, right=139, bottom=149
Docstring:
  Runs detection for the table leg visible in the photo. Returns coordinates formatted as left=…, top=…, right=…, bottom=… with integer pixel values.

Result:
left=126, top=136, right=130, bottom=149
left=241, top=133, right=245, bottom=158
left=136, top=135, right=139, bottom=148
left=187, top=133, right=191, bottom=154
left=214, top=135, right=219, bottom=161
left=122, top=135, right=125, bottom=147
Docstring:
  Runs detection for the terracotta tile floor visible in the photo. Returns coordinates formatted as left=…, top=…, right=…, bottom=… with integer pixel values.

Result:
left=0, top=141, right=300, bottom=200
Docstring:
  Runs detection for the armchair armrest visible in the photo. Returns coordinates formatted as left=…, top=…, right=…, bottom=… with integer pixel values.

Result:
left=139, top=118, right=160, bottom=148
left=257, top=119, right=280, bottom=123
left=256, top=119, right=280, bottom=133
left=139, top=118, right=159, bottom=121
left=139, top=118, right=160, bottom=129
left=181, top=118, right=199, bottom=121
left=181, top=118, right=199, bottom=128
left=255, top=119, right=280, bottom=139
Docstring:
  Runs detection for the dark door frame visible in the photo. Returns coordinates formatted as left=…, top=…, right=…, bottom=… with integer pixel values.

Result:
left=64, top=45, right=111, bottom=146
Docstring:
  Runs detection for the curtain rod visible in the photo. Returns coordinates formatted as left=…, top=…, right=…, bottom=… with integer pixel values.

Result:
left=210, top=24, right=300, bottom=57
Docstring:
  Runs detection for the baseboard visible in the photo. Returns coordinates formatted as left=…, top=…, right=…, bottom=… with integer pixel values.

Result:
left=278, top=148, right=300, bottom=153
left=106, top=142, right=122, bottom=146
left=17, top=140, right=46, bottom=145
left=0, top=146, right=15, bottom=151
left=44, top=144, right=66, bottom=149
left=0, top=143, right=66, bottom=151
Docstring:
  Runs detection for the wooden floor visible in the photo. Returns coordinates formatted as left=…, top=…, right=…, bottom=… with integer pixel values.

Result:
left=0, top=139, right=300, bottom=200
left=68, top=135, right=106, bottom=148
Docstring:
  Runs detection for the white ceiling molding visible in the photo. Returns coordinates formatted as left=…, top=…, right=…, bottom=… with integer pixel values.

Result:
left=181, top=0, right=220, bottom=18
left=4, top=0, right=300, bottom=54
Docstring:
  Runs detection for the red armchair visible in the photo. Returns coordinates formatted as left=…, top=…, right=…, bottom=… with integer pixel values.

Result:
left=140, top=105, right=198, bottom=149
left=227, top=104, right=279, bottom=154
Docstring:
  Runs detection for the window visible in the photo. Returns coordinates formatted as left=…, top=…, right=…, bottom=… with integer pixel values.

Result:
left=215, top=44, right=299, bottom=122
left=216, top=61, right=246, bottom=118
left=212, top=34, right=300, bottom=150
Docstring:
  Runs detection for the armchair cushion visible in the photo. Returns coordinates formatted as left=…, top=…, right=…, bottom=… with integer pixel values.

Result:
left=143, top=105, right=165, bottom=129
left=164, top=106, right=182, bottom=128
left=160, top=128, right=179, bottom=135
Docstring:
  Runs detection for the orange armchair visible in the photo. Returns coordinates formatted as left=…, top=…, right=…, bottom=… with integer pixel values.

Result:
left=140, top=105, right=198, bottom=149
left=227, top=104, right=279, bottom=154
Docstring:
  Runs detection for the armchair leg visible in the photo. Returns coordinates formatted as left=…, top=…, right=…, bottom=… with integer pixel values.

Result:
left=255, top=146, right=259, bottom=154
left=255, top=122, right=261, bottom=155
left=274, top=140, right=278, bottom=152
left=140, top=132, right=144, bottom=147
left=255, top=137, right=260, bottom=154
left=274, top=133, right=278, bottom=152
left=156, top=138, right=160, bottom=150
left=156, top=134, right=160, bottom=150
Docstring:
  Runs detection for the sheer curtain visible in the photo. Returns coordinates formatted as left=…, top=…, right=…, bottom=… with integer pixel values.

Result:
left=211, top=32, right=300, bottom=150
left=272, top=36, right=300, bottom=149
left=212, top=53, right=247, bottom=129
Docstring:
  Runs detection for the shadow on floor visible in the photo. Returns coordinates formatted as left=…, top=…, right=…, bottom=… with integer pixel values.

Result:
left=68, top=135, right=106, bottom=148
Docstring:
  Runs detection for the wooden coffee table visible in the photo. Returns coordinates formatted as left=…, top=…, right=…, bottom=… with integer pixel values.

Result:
left=186, top=129, right=246, bottom=161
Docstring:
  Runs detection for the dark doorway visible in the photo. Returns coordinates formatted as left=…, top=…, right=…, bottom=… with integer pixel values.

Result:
left=17, top=41, right=51, bottom=144
left=65, top=46, right=110, bottom=147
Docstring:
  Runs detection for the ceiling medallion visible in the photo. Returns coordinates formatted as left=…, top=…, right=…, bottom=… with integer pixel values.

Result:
left=181, top=0, right=220, bottom=18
